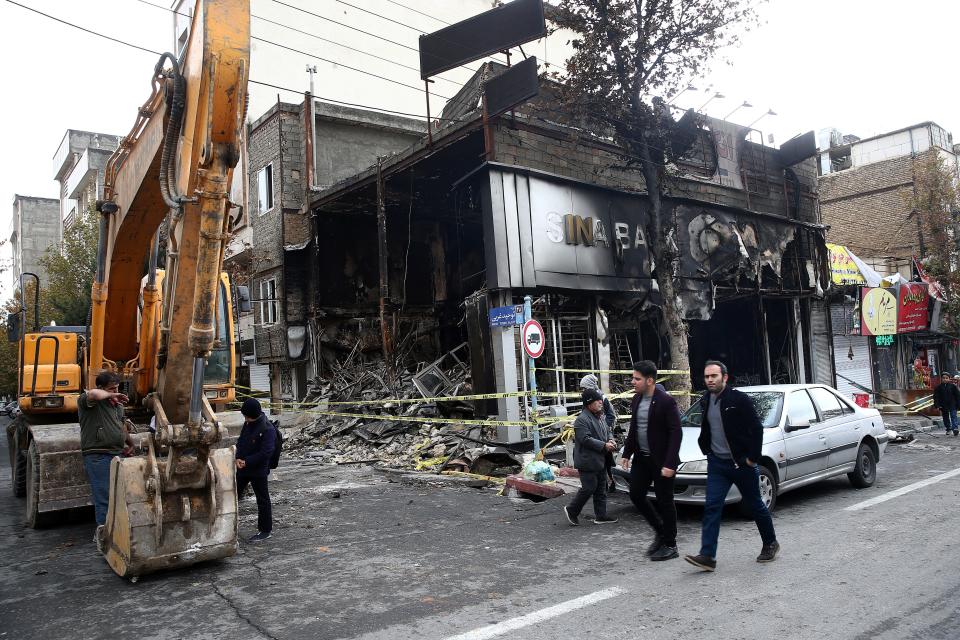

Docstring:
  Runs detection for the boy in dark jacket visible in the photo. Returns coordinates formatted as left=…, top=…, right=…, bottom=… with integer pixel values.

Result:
left=236, top=398, right=276, bottom=542
left=685, top=361, right=778, bottom=572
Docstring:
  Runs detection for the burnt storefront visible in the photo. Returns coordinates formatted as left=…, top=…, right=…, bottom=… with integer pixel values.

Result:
left=305, top=63, right=826, bottom=438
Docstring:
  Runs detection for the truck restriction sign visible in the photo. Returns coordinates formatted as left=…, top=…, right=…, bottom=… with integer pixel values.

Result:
left=522, top=319, right=545, bottom=359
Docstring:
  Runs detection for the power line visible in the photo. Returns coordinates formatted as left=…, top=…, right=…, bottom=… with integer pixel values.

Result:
left=270, top=0, right=496, bottom=76
left=250, top=13, right=461, bottom=87
left=1, top=0, right=467, bottom=125
left=330, top=0, right=426, bottom=34
left=382, top=0, right=450, bottom=26
left=252, top=35, right=453, bottom=99
left=271, top=0, right=419, bottom=54
left=130, top=0, right=462, bottom=88
left=3, top=0, right=161, bottom=56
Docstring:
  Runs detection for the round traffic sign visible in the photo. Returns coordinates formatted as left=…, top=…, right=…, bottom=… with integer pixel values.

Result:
left=522, top=319, right=545, bottom=359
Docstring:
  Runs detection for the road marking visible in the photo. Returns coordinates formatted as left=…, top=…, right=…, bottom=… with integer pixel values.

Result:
left=444, top=587, right=626, bottom=640
left=845, top=467, right=960, bottom=511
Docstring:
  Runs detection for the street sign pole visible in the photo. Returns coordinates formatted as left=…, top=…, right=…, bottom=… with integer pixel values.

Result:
left=524, top=295, right=540, bottom=456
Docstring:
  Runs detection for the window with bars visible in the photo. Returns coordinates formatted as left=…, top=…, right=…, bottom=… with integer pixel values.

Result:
left=260, top=278, right=278, bottom=326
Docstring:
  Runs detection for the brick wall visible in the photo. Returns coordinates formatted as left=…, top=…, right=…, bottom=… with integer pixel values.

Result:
left=819, top=151, right=928, bottom=258
left=493, top=118, right=819, bottom=224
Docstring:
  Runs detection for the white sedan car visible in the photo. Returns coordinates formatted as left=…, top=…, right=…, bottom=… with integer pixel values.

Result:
left=615, top=384, right=888, bottom=511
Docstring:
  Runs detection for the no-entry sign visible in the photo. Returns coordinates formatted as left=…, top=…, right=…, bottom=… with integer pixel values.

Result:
left=522, top=319, right=545, bottom=359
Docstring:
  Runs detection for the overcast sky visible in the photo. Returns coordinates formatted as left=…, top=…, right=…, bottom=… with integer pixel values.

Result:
left=0, top=0, right=956, bottom=297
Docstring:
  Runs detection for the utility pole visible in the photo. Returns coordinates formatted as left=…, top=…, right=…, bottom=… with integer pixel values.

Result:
left=305, top=64, right=317, bottom=95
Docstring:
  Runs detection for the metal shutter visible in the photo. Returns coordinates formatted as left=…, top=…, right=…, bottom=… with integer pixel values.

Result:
left=810, top=300, right=834, bottom=386
left=831, top=304, right=873, bottom=399
left=246, top=358, right=270, bottom=393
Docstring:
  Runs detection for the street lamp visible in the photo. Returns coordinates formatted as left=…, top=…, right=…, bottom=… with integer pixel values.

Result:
left=747, top=108, right=778, bottom=129
left=724, top=101, right=753, bottom=121
left=697, top=91, right=725, bottom=112
left=667, top=84, right=697, bottom=105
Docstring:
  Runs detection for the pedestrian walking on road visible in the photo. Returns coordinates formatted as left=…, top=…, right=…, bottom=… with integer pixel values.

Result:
left=564, top=388, right=619, bottom=526
left=79, top=370, right=135, bottom=547
left=579, top=374, right=618, bottom=492
left=933, top=373, right=960, bottom=436
left=620, top=360, right=682, bottom=561
left=236, top=398, right=276, bottom=542
left=684, top=361, right=779, bottom=572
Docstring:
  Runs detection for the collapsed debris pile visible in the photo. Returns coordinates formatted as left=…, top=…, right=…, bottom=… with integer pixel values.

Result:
left=282, top=343, right=525, bottom=475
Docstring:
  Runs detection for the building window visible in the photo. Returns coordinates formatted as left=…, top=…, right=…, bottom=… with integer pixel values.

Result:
left=257, top=164, right=274, bottom=215
left=260, top=278, right=278, bottom=325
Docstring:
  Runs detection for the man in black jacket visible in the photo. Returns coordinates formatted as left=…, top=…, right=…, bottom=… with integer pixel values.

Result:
left=236, top=398, right=276, bottom=542
left=621, top=360, right=682, bottom=560
left=933, top=373, right=960, bottom=435
left=684, top=361, right=779, bottom=572
left=564, top=389, right=619, bottom=526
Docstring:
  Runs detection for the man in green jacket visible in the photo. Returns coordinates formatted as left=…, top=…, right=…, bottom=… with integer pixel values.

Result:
left=79, top=370, right=134, bottom=539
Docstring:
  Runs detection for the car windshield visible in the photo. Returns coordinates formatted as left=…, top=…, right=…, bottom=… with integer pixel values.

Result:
left=681, top=391, right=784, bottom=429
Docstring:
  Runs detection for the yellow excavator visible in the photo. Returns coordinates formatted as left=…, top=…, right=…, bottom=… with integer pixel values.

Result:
left=6, top=0, right=250, bottom=578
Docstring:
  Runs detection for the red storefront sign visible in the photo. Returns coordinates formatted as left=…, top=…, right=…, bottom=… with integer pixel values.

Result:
left=897, top=282, right=929, bottom=333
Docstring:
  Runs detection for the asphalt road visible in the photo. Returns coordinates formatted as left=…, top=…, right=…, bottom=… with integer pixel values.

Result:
left=2, top=415, right=960, bottom=640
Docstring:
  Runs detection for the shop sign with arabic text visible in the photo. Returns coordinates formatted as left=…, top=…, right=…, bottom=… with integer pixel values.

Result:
left=897, top=282, right=929, bottom=333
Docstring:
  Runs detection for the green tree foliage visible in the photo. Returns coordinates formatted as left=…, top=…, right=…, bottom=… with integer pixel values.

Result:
left=912, top=153, right=960, bottom=331
left=552, top=0, right=759, bottom=404
left=0, top=298, right=21, bottom=398
left=38, top=205, right=99, bottom=327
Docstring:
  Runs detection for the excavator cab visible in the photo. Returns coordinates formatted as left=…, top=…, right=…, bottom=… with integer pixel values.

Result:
left=10, top=273, right=83, bottom=417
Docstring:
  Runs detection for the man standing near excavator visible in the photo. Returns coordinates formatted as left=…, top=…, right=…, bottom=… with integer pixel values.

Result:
left=79, top=370, right=134, bottom=544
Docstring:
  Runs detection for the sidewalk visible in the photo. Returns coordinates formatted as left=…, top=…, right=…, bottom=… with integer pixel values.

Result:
left=880, top=413, right=939, bottom=434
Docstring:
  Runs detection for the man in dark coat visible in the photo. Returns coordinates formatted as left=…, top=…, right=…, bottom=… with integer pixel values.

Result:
left=236, top=398, right=276, bottom=542
left=620, top=360, right=682, bottom=561
left=564, top=389, right=619, bottom=526
left=933, top=373, right=960, bottom=435
left=684, top=361, right=779, bottom=572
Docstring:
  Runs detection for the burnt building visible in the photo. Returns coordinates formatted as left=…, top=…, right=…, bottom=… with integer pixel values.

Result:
left=301, top=63, right=829, bottom=437
left=246, top=98, right=425, bottom=403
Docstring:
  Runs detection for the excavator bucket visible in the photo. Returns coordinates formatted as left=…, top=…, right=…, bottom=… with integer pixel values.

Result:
left=100, top=446, right=238, bottom=578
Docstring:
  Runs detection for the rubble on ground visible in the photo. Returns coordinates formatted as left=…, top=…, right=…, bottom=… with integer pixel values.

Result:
left=281, top=344, right=525, bottom=475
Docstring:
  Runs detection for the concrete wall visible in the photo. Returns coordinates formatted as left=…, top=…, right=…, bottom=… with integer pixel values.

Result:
left=52, top=130, right=121, bottom=225
left=10, top=195, right=60, bottom=290
left=314, top=102, right=424, bottom=190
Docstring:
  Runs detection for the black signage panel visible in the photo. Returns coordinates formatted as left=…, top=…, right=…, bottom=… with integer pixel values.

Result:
left=778, top=130, right=816, bottom=166
left=419, top=0, right=546, bottom=79
left=484, top=56, right=539, bottom=118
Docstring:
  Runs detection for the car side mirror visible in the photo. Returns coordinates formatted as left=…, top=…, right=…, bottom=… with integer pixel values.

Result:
left=785, top=418, right=810, bottom=433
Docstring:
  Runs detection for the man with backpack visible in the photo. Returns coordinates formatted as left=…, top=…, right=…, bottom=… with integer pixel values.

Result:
left=236, top=398, right=277, bottom=542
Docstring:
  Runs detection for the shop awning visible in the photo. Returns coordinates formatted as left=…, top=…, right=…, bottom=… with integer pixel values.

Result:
left=827, top=243, right=887, bottom=287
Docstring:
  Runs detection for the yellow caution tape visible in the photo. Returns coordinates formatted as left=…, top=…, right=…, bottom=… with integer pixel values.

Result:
left=441, top=470, right=506, bottom=484
left=535, top=368, right=689, bottom=375
left=305, top=409, right=535, bottom=428
left=415, top=456, right=448, bottom=470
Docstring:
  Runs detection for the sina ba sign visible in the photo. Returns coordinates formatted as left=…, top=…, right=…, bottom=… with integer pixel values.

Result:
left=544, top=212, right=648, bottom=250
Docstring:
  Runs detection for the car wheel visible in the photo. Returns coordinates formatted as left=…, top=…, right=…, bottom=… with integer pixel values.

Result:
left=848, top=443, right=877, bottom=488
left=758, top=465, right=777, bottom=512
left=739, top=465, right=777, bottom=516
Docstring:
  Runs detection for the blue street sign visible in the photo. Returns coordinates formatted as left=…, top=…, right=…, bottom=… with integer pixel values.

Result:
left=489, top=305, right=517, bottom=327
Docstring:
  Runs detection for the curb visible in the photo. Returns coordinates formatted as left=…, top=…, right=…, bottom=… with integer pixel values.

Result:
left=373, top=465, right=491, bottom=488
